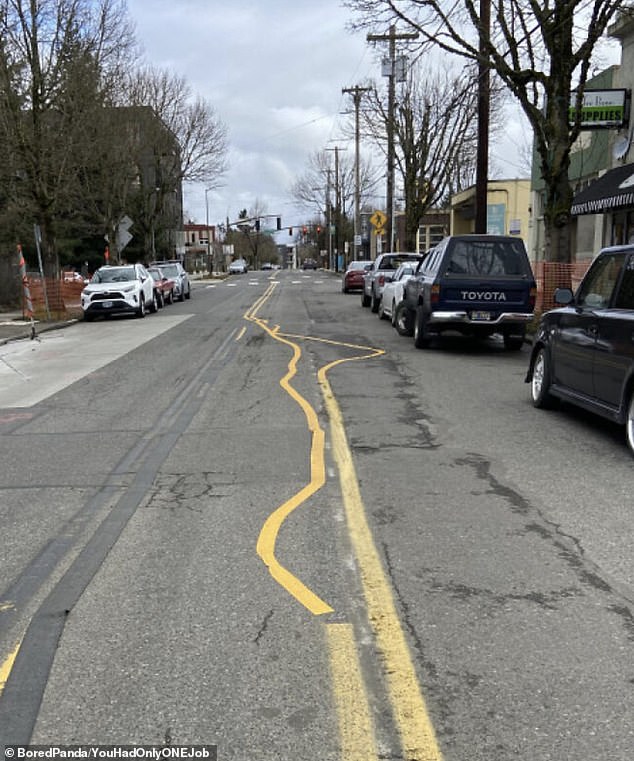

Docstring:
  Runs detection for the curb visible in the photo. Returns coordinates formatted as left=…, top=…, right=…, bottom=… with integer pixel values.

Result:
left=0, top=318, right=78, bottom=347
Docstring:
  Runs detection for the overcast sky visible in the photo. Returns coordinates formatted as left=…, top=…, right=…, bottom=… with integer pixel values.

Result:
left=125, top=1, right=546, bottom=232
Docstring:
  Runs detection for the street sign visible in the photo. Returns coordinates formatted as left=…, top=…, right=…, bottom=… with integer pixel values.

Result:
left=116, top=215, right=134, bottom=252
left=370, top=210, right=387, bottom=230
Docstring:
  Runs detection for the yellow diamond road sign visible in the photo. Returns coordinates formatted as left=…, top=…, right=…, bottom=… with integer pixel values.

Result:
left=370, top=210, right=387, bottom=230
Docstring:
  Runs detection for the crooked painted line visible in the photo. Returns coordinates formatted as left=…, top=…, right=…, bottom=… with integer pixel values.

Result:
left=246, top=283, right=333, bottom=616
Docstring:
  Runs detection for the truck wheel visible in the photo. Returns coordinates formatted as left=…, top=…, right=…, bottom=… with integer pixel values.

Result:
left=370, top=290, right=380, bottom=313
left=361, top=291, right=370, bottom=307
left=413, top=306, right=432, bottom=349
left=394, top=302, right=414, bottom=336
left=504, top=327, right=526, bottom=351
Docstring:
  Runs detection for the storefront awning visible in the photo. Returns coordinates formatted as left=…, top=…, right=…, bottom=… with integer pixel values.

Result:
left=571, top=162, right=634, bottom=215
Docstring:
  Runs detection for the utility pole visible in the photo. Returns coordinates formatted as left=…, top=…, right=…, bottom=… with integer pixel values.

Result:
left=325, top=145, right=345, bottom=271
left=367, top=25, right=418, bottom=252
left=343, top=85, right=371, bottom=262
left=475, top=0, right=491, bottom=233
left=327, top=168, right=333, bottom=269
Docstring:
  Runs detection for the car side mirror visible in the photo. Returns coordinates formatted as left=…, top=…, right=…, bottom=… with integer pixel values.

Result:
left=554, top=287, right=574, bottom=305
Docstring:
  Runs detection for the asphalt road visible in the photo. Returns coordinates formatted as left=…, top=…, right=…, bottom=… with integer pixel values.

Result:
left=0, top=270, right=632, bottom=760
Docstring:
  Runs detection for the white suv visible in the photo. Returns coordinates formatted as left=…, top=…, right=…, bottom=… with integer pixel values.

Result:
left=81, top=264, right=157, bottom=321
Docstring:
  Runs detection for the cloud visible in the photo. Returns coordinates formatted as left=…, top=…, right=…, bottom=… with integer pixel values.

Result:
left=127, top=0, right=376, bottom=228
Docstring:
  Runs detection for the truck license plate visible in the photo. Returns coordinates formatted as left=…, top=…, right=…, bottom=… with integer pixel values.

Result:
left=102, top=301, right=113, bottom=308
left=471, top=311, right=491, bottom=321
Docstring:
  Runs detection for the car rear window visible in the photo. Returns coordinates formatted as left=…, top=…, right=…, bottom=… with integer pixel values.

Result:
left=382, top=255, right=419, bottom=270
left=444, top=240, right=528, bottom=276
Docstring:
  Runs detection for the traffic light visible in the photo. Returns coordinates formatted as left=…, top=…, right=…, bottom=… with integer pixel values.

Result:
left=302, top=226, right=308, bottom=234
left=255, top=219, right=260, bottom=232
left=276, top=217, right=282, bottom=231
left=289, top=227, right=293, bottom=235
left=316, top=226, right=321, bottom=234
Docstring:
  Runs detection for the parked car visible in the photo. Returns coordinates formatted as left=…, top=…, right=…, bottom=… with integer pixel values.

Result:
left=81, top=264, right=157, bottom=320
left=378, top=262, right=420, bottom=322
left=396, top=235, right=536, bottom=350
left=342, top=260, right=372, bottom=293
left=526, top=244, right=634, bottom=454
left=261, top=262, right=273, bottom=270
left=362, top=252, right=424, bottom=312
left=147, top=266, right=175, bottom=307
left=62, top=271, right=88, bottom=284
left=302, top=258, right=318, bottom=270
left=229, top=258, right=248, bottom=274
left=151, top=260, right=191, bottom=301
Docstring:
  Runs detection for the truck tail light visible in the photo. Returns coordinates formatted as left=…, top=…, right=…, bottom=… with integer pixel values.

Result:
left=431, top=284, right=440, bottom=304
left=529, top=286, right=536, bottom=309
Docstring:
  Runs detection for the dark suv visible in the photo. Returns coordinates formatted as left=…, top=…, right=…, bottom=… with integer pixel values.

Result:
left=526, top=244, right=634, bottom=454
left=396, top=235, right=536, bottom=350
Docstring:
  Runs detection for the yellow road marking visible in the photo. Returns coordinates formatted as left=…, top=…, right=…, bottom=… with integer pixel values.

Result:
left=326, top=623, right=378, bottom=761
left=318, top=363, right=444, bottom=761
left=235, top=326, right=246, bottom=341
left=0, top=640, right=20, bottom=695
left=246, top=283, right=333, bottom=615
left=244, top=281, right=443, bottom=759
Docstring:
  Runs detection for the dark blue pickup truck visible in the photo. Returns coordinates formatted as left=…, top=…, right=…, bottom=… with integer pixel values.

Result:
left=395, top=235, right=536, bottom=350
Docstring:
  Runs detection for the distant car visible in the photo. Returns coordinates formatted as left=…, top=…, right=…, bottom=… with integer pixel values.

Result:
left=342, top=260, right=372, bottom=293
left=526, top=244, right=634, bottom=454
left=81, top=264, right=157, bottom=320
left=302, top=258, right=318, bottom=270
left=261, top=262, right=273, bottom=270
left=378, top=262, right=420, bottom=322
left=362, top=252, right=425, bottom=312
left=63, top=271, right=87, bottom=284
left=151, top=260, right=191, bottom=301
left=229, top=258, right=248, bottom=274
left=147, top=266, right=175, bottom=307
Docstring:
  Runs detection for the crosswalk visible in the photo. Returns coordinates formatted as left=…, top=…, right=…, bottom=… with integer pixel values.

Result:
left=206, top=275, right=326, bottom=288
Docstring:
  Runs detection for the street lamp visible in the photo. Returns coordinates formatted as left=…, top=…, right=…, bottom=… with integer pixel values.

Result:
left=205, top=187, right=213, bottom=273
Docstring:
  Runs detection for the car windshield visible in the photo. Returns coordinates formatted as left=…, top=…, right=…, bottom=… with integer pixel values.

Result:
left=444, top=240, right=528, bottom=276
left=348, top=261, right=369, bottom=271
left=159, top=264, right=179, bottom=277
left=92, top=267, right=136, bottom=283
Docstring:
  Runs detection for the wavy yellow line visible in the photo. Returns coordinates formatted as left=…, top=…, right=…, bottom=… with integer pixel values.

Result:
left=245, top=283, right=333, bottom=615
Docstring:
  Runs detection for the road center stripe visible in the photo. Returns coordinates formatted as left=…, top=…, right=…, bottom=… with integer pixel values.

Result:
left=319, top=365, right=444, bottom=761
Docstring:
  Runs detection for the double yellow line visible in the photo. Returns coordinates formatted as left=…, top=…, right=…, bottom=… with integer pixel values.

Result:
left=245, top=282, right=444, bottom=761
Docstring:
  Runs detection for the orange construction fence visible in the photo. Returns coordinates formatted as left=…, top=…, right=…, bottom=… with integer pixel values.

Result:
left=22, top=277, right=84, bottom=320
left=532, top=261, right=591, bottom=314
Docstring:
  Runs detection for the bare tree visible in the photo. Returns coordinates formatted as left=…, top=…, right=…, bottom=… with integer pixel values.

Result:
left=291, top=148, right=378, bottom=217
left=0, top=0, right=136, bottom=275
left=345, top=0, right=626, bottom=262
left=123, top=66, right=228, bottom=257
left=362, top=61, right=506, bottom=249
left=225, top=202, right=277, bottom=269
